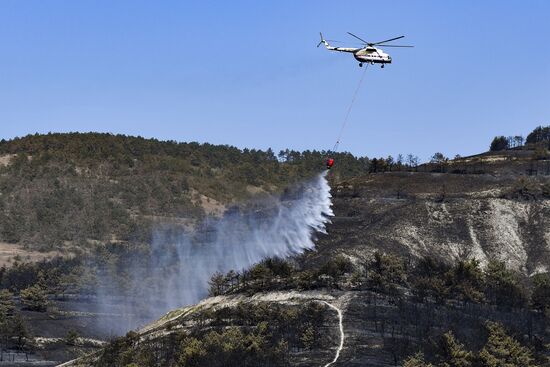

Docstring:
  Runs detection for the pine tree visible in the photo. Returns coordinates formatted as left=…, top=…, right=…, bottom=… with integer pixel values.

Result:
left=300, top=323, right=315, bottom=350
left=10, top=314, right=30, bottom=351
left=438, top=331, right=473, bottom=367
left=478, top=322, right=538, bottom=367
left=20, top=284, right=48, bottom=312
left=403, top=352, right=434, bottom=367
left=490, top=136, right=509, bottom=151
left=483, top=261, right=526, bottom=308
left=0, top=289, right=15, bottom=317
left=531, top=273, right=550, bottom=315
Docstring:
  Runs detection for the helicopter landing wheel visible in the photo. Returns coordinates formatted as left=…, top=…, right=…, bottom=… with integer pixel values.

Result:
left=359, top=62, right=363, bottom=67
left=381, top=64, right=385, bottom=68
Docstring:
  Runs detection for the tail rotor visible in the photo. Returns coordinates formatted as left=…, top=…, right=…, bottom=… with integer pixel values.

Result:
left=317, top=32, right=326, bottom=48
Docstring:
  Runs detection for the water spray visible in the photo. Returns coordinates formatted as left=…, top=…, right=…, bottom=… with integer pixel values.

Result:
left=91, top=172, right=333, bottom=333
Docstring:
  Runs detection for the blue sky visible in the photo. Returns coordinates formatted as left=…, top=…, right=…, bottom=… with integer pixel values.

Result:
left=1, top=1, right=549, bottom=161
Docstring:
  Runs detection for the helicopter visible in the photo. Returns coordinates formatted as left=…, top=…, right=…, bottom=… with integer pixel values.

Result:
left=318, top=32, right=413, bottom=68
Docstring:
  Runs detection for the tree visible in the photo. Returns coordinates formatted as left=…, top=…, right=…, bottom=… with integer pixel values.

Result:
left=449, top=260, right=485, bottom=303
left=370, top=157, right=388, bottom=173
left=513, top=135, right=524, bottom=147
left=403, top=352, right=434, bottom=367
left=208, top=272, right=226, bottom=296
left=387, top=155, right=395, bottom=171
left=406, top=154, right=419, bottom=170
left=0, top=290, right=15, bottom=317
left=20, top=284, right=48, bottom=311
left=396, top=154, right=404, bottom=170
left=431, top=153, right=448, bottom=173
left=490, top=136, right=509, bottom=151
left=179, top=337, right=207, bottom=367
left=483, top=261, right=526, bottom=309
left=249, top=262, right=272, bottom=291
left=431, top=152, right=447, bottom=164
left=368, top=252, right=406, bottom=294
left=411, top=257, right=450, bottom=303
left=10, top=314, right=30, bottom=351
left=65, top=329, right=80, bottom=346
left=0, top=289, right=15, bottom=355
left=526, top=125, right=550, bottom=146
left=478, top=322, right=537, bottom=367
left=530, top=273, right=550, bottom=314
left=300, top=323, right=315, bottom=350
left=437, top=331, right=473, bottom=367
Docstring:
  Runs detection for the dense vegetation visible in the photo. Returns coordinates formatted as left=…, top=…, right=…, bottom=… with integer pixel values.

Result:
left=208, top=254, right=548, bottom=364
left=403, top=322, right=540, bottom=367
left=526, top=125, right=550, bottom=146
left=0, top=133, right=371, bottom=249
left=211, top=254, right=548, bottom=314
left=490, top=125, right=550, bottom=151
left=95, top=301, right=332, bottom=367
left=0, top=289, right=33, bottom=359
left=0, top=257, right=84, bottom=357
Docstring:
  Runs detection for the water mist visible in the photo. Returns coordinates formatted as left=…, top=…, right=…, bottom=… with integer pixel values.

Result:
left=91, top=172, right=333, bottom=334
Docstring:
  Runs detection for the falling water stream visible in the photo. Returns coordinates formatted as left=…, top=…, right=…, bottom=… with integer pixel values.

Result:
left=92, top=171, right=334, bottom=333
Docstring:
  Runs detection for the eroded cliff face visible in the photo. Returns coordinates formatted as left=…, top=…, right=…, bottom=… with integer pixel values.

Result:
left=310, top=172, right=550, bottom=276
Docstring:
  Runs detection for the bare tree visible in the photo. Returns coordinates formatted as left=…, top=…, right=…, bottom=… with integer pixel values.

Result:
left=514, top=135, right=524, bottom=147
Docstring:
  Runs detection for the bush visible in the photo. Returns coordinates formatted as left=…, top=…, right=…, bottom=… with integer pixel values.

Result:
left=502, top=178, right=545, bottom=201
left=530, top=273, right=550, bottom=314
left=318, top=254, right=353, bottom=278
left=526, top=125, right=550, bottom=146
left=65, top=329, right=80, bottom=346
left=484, top=261, right=527, bottom=309
left=0, top=289, right=15, bottom=317
left=490, top=136, right=509, bottom=151
left=448, top=259, right=485, bottom=303
left=478, top=322, right=537, bottom=367
left=20, top=284, right=48, bottom=312
left=368, top=252, right=407, bottom=292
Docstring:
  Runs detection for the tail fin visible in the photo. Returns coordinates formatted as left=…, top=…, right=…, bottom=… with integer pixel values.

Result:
left=317, top=32, right=329, bottom=48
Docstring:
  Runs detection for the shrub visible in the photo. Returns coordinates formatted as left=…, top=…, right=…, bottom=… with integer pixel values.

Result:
left=20, top=284, right=48, bottom=312
left=490, top=136, right=509, bottom=151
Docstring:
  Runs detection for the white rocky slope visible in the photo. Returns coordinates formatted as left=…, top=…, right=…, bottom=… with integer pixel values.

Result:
left=317, top=173, right=550, bottom=276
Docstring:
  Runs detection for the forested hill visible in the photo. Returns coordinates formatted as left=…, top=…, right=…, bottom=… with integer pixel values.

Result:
left=0, top=133, right=366, bottom=250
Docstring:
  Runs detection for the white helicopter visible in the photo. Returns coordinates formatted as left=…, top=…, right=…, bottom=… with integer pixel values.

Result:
left=318, top=32, right=413, bottom=68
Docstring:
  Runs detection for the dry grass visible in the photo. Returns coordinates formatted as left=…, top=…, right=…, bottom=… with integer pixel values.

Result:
left=0, top=242, right=62, bottom=267
left=190, top=189, right=226, bottom=217
left=0, top=154, right=15, bottom=166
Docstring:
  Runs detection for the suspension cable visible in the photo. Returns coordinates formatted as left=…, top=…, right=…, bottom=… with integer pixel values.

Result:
left=332, top=64, right=368, bottom=153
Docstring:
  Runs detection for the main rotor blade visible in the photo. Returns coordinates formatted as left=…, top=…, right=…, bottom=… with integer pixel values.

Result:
left=347, top=32, right=369, bottom=44
left=377, top=44, right=414, bottom=48
left=373, top=36, right=405, bottom=45
left=327, top=40, right=364, bottom=45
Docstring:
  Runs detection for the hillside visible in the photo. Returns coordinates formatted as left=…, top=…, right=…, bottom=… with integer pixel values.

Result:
left=1, top=132, right=549, bottom=366
left=0, top=133, right=366, bottom=251
left=61, top=149, right=550, bottom=367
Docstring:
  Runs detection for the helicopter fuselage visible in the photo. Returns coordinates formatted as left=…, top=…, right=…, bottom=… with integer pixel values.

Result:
left=320, top=42, right=393, bottom=67
left=354, top=47, right=392, bottom=64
